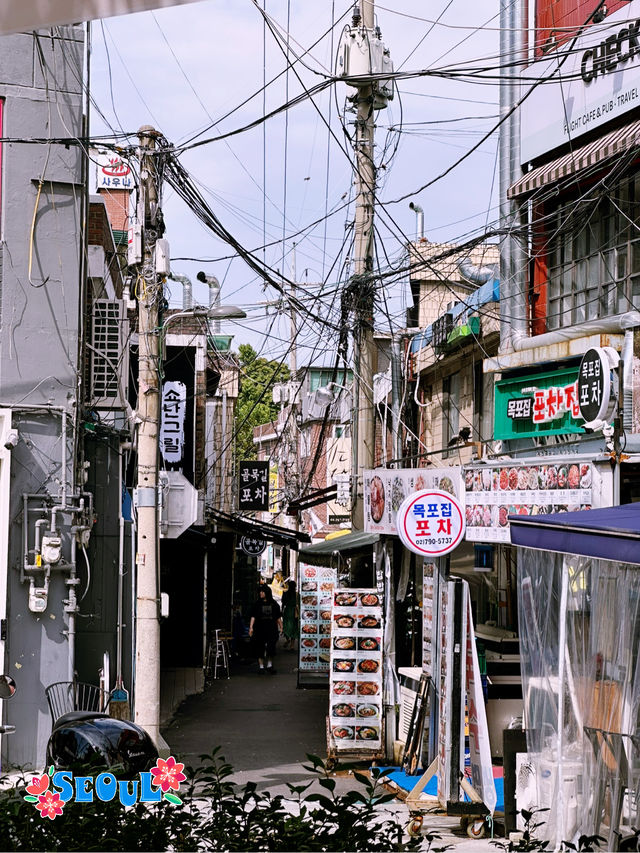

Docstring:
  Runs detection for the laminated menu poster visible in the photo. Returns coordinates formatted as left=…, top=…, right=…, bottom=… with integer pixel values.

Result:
left=298, top=565, right=337, bottom=672
left=363, top=468, right=463, bottom=535
left=463, top=461, right=594, bottom=543
left=329, top=588, right=383, bottom=752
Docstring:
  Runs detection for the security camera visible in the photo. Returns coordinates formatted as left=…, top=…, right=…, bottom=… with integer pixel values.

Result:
left=4, top=429, right=19, bottom=450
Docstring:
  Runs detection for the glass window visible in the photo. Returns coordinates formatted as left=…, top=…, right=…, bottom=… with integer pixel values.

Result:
left=546, top=172, right=640, bottom=328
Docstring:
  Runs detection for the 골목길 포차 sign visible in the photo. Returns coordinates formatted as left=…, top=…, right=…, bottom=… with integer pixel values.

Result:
left=396, top=490, right=465, bottom=557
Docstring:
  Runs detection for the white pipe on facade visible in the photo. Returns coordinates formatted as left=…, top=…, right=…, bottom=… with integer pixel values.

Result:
left=61, top=409, right=67, bottom=509
left=68, top=532, right=78, bottom=681
left=511, top=311, right=640, bottom=352
left=169, top=273, right=193, bottom=310
left=408, top=202, right=424, bottom=240
left=622, top=329, right=634, bottom=432
left=197, top=272, right=222, bottom=333
left=499, top=0, right=528, bottom=351
left=219, top=389, right=228, bottom=510
left=457, top=258, right=498, bottom=285
left=116, top=514, right=125, bottom=685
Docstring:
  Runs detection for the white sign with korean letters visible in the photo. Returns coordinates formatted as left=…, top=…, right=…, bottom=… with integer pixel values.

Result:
left=396, top=490, right=465, bottom=557
left=521, top=0, right=640, bottom=163
left=160, top=381, right=186, bottom=465
left=94, top=150, right=134, bottom=191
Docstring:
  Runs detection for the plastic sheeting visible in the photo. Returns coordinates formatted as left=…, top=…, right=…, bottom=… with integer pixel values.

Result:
left=518, top=547, right=640, bottom=848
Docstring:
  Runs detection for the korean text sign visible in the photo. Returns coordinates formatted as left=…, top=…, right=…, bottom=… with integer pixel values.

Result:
left=238, top=461, right=270, bottom=511
left=160, top=381, right=187, bottom=465
left=396, top=490, right=465, bottom=557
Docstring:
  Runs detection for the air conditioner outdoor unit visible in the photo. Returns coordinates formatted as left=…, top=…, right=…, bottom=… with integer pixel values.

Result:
left=90, top=298, right=129, bottom=409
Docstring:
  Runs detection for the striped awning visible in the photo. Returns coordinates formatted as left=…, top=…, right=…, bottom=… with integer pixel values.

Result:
left=508, top=120, right=640, bottom=198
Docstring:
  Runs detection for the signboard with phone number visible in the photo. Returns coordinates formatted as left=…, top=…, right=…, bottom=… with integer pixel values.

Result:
left=396, top=490, right=465, bottom=557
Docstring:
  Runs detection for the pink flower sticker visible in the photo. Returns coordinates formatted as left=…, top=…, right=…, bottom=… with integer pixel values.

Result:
left=35, top=790, right=64, bottom=820
left=26, top=774, right=50, bottom=797
left=150, top=755, right=186, bottom=793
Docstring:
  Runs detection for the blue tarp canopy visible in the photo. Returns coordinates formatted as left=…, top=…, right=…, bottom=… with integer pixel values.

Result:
left=509, top=503, right=640, bottom=565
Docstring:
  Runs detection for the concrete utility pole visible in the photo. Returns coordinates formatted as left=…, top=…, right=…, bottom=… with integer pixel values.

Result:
left=352, top=0, right=377, bottom=530
left=134, top=125, right=162, bottom=745
left=287, top=244, right=299, bottom=580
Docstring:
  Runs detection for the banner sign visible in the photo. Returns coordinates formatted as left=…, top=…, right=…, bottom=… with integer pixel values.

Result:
left=465, top=583, right=497, bottom=815
left=364, top=468, right=463, bottom=535
left=520, top=0, right=640, bottom=162
left=463, top=462, right=594, bottom=543
left=160, top=381, right=186, bottom=465
left=238, top=461, right=269, bottom=511
left=396, top=490, right=465, bottom=557
left=329, top=588, right=383, bottom=752
left=437, top=580, right=459, bottom=805
left=299, top=565, right=336, bottom=673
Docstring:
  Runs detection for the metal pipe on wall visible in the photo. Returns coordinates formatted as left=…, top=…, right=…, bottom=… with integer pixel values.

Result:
left=499, top=0, right=528, bottom=352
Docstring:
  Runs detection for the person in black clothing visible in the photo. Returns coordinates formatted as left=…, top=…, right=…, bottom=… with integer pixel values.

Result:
left=248, top=585, right=282, bottom=674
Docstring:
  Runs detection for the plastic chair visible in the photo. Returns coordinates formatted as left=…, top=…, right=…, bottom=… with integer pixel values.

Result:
left=45, top=681, right=110, bottom=726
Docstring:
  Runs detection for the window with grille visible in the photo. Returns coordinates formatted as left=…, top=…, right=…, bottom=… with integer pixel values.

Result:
left=546, top=171, right=640, bottom=330
left=90, top=299, right=127, bottom=408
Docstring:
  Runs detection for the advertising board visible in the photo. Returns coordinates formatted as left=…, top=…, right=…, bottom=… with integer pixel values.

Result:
left=520, top=0, right=640, bottom=163
left=463, top=462, right=595, bottom=543
left=363, top=468, right=463, bottom=535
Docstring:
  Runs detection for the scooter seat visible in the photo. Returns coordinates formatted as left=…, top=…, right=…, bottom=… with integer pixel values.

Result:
left=53, top=710, right=110, bottom=730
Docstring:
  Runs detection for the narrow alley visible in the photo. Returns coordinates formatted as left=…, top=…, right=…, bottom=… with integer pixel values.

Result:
left=162, top=649, right=327, bottom=789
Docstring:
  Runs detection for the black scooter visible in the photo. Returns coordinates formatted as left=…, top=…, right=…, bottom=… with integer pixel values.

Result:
left=0, top=676, right=157, bottom=776
left=46, top=709, right=158, bottom=777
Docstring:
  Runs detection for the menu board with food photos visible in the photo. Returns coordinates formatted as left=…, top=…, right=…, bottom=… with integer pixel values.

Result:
left=463, top=461, right=594, bottom=544
left=298, top=565, right=337, bottom=672
left=364, top=468, right=464, bottom=536
left=329, top=588, right=383, bottom=752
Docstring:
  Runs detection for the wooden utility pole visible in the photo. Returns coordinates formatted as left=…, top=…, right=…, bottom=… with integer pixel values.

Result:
left=352, top=0, right=377, bottom=530
left=134, top=125, right=162, bottom=745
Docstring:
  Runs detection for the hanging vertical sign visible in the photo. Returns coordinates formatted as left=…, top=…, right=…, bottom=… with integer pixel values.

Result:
left=160, top=381, right=187, bottom=465
left=238, top=461, right=270, bottom=511
left=577, top=347, right=618, bottom=426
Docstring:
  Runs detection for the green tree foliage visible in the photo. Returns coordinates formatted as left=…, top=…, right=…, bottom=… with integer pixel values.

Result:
left=234, top=344, right=290, bottom=463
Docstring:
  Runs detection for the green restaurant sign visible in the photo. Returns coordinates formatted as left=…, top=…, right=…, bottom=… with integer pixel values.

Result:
left=494, top=365, right=585, bottom=440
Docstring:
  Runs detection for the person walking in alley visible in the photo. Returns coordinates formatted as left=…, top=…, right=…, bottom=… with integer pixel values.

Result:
left=248, top=585, right=282, bottom=674
left=281, top=579, right=298, bottom=650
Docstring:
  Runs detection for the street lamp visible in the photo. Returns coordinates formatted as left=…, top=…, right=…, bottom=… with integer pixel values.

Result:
left=162, top=304, right=247, bottom=328
left=160, top=305, right=247, bottom=357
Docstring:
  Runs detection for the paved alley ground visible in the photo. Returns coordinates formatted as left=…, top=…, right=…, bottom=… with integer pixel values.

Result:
left=162, top=648, right=327, bottom=788
left=162, top=649, right=503, bottom=851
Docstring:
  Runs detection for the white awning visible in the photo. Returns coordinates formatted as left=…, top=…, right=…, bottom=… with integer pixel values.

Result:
left=508, top=120, right=640, bottom=198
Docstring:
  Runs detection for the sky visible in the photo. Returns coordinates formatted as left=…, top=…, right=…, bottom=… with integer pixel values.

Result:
left=90, top=0, right=501, bottom=365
